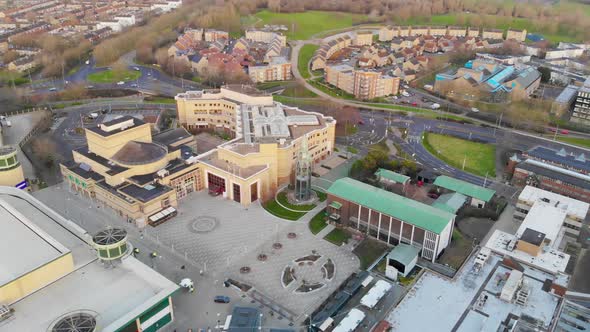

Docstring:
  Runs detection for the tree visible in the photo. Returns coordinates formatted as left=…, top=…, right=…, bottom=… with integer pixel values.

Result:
left=538, top=67, right=551, bottom=83
left=2, top=50, right=19, bottom=65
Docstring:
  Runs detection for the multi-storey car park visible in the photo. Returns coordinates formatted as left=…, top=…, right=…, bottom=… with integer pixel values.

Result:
left=60, top=85, right=335, bottom=225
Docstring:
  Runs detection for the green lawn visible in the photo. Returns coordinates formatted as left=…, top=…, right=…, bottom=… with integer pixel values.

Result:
left=352, top=239, right=390, bottom=270
left=423, top=132, right=496, bottom=177
left=556, top=136, right=590, bottom=149
left=298, top=44, right=319, bottom=79
left=281, top=85, right=318, bottom=98
left=254, top=10, right=369, bottom=40
left=87, top=69, right=141, bottom=84
left=309, top=210, right=328, bottom=235
left=313, top=189, right=327, bottom=202
left=276, top=191, right=316, bottom=211
left=308, top=78, right=357, bottom=100
left=263, top=199, right=306, bottom=220
left=324, top=228, right=351, bottom=246
left=347, top=146, right=358, bottom=154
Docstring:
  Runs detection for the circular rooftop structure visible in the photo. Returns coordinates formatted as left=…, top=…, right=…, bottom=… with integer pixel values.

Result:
left=92, top=228, right=128, bottom=261
left=110, top=141, right=167, bottom=166
left=49, top=311, right=97, bottom=332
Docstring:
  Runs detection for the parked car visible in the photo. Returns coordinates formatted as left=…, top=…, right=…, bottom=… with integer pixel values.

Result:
left=411, top=102, right=418, bottom=106
left=430, top=103, right=441, bottom=110
left=214, top=295, right=230, bottom=303
left=49, top=87, right=57, bottom=91
left=560, top=129, right=570, bottom=135
left=358, top=120, right=364, bottom=125
left=471, top=107, right=479, bottom=113
left=117, top=81, right=125, bottom=85
left=133, top=67, right=140, bottom=71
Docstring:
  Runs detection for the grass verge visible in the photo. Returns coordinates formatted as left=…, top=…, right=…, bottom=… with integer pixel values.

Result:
left=309, top=210, right=328, bottom=235
left=313, top=189, right=327, bottom=202
left=423, top=132, right=496, bottom=177
left=87, top=69, right=141, bottom=84
left=324, top=228, right=351, bottom=246
left=556, top=136, right=590, bottom=149
left=263, top=199, right=306, bottom=220
left=298, top=44, right=319, bottom=79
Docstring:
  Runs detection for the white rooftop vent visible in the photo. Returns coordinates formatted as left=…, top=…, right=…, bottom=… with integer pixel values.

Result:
left=557, top=148, right=567, bottom=157
left=157, top=169, right=169, bottom=178
left=576, top=153, right=586, bottom=162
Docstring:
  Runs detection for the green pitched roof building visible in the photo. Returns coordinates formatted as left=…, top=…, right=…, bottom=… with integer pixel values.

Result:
left=433, top=175, right=496, bottom=208
left=327, top=177, right=455, bottom=262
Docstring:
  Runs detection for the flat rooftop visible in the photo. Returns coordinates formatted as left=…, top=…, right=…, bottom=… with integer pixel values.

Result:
left=456, top=265, right=560, bottom=332
left=6, top=256, right=179, bottom=332
left=0, top=189, right=96, bottom=286
left=518, top=185, right=589, bottom=220
left=485, top=230, right=569, bottom=274
left=0, top=187, right=179, bottom=332
left=387, top=251, right=561, bottom=332
left=199, top=151, right=268, bottom=179
left=0, top=197, right=69, bottom=286
left=516, top=202, right=567, bottom=245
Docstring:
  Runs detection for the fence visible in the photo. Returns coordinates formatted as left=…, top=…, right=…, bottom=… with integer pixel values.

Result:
left=18, top=109, right=52, bottom=148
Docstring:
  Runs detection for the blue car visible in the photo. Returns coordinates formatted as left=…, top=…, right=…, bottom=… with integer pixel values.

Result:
left=214, top=295, right=230, bottom=303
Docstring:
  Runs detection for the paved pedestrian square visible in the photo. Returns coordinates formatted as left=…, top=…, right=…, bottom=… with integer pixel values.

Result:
left=138, top=191, right=360, bottom=319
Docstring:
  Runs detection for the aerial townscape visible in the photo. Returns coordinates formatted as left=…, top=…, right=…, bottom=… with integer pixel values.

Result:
left=5, top=0, right=590, bottom=332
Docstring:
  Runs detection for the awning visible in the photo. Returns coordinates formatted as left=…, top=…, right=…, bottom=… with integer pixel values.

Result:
left=329, top=201, right=343, bottom=209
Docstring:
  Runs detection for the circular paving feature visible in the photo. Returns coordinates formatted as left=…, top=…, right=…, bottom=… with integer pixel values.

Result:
left=257, top=254, right=268, bottom=261
left=287, top=232, right=297, bottom=239
left=281, top=253, right=336, bottom=293
left=273, top=242, right=283, bottom=250
left=240, top=266, right=251, bottom=274
left=189, top=216, right=219, bottom=233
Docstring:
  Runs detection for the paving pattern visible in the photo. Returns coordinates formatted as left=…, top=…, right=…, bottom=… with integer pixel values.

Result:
left=143, top=191, right=360, bottom=319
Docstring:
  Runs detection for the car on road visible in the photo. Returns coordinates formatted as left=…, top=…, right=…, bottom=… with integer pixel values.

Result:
left=358, top=120, right=364, bottom=125
left=430, top=103, right=441, bottom=110
left=411, top=102, right=418, bottom=106
left=49, top=87, right=57, bottom=91
left=86, top=85, right=94, bottom=89
left=471, top=107, right=479, bottom=113
left=133, top=67, right=140, bottom=71
left=117, top=81, right=125, bottom=85
left=214, top=296, right=230, bottom=303
left=147, top=72, right=151, bottom=76
left=131, top=83, right=138, bottom=87
left=401, top=91, right=410, bottom=97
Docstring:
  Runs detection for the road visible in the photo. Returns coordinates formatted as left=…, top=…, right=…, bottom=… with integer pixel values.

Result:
left=26, top=52, right=201, bottom=97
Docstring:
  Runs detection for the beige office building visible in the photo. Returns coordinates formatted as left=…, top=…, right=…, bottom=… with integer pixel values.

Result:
left=175, top=85, right=336, bottom=205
